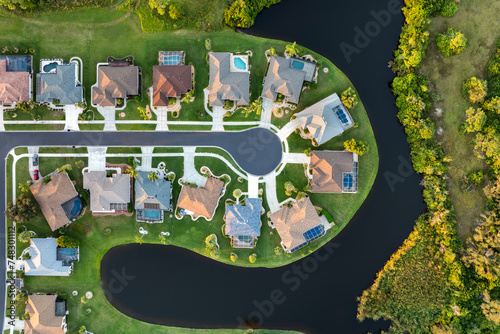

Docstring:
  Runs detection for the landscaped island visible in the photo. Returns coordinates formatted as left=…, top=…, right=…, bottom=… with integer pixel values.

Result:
left=1, top=6, right=378, bottom=334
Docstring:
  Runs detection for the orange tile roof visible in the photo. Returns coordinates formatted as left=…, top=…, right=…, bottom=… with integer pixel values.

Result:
left=0, top=59, right=30, bottom=105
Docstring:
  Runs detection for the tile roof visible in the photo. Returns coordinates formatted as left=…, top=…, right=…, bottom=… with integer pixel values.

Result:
left=92, top=65, right=139, bottom=107
left=261, top=56, right=312, bottom=104
left=295, top=93, right=354, bottom=145
left=225, top=198, right=261, bottom=237
left=152, top=65, right=192, bottom=106
left=36, top=62, right=83, bottom=105
left=208, top=52, right=249, bottom=107
left=310, top=151, right=356, bottom=193
left=24, top=238, right=72, bottom=276
left=0, top=58, right=30, bottom=105
left=83, top=171, right=131, bottom=212
left=30, top=171, right=79, bottom=231
left=270, top=197, right=322, bottom=252
left=177, top=176, right=224, bottom=220
left=25, top=295, right=65, bottom=334
left=135, top=171, right=171, bottom=210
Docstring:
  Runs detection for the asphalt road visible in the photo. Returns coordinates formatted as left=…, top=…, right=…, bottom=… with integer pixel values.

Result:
left=0, top=128, right=283, bottom=330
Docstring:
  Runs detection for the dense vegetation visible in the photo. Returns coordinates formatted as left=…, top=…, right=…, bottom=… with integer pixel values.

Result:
left=357, top=1, right=500, bottom=333
left=224, top=0, right=280, bottom=28
left=0, top=0, right=113, bottom=14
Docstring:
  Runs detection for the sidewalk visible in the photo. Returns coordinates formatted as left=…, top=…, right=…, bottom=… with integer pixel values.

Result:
left=277, top=118, right=300, bottom=140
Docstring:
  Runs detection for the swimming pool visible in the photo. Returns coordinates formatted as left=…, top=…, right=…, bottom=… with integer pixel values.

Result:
left=163, top=55, right=181, bottom=65
left=144, top=210, right=160, bottom=220
left=292, top=60, right=305, bottom=70
left=43, top=62, right=59, bottom=73
left=233, top=57, right=247, bottom=70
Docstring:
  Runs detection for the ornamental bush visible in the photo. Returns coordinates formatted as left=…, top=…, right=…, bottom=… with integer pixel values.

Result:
left=440, top=1, right=458, bottom=17
left=56, top=235, right=79, bottom=248
left=463, top=77, right=488, bottom=104
left=344, top=139, right=369, bottom=156
left=341, top=87, right=358, bottom=109
left=436, top=28, right=467, bottom=57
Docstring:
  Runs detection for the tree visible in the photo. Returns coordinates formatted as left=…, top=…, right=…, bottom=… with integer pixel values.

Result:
left=341, top=87, right=358, bottom=109
left=268, top=47, right=276, bottom=56
left=169, top=4, right=182, bottom=20
left=284, top=181, right=296, bottom=196
left=224, top=0, right=253, bottom=28
left=463, top=77, right=488, bottom=103
left=482, top=291, right=500, bottom=324
left=436, top=28, right=467, bottom=57
left=233, top=188, right=242, bottom=199
left=149, top=0, right=169, bottom=15
left=159, top=234, right=166, bottom=245
left=148, top=171, right=159, bottom=182
left=464, top=107, right=486, bottom=133
left=205, top=234, right=219, bottom=258
left=285, top=42, right=299, bottom=57
left=56, top=235, right=79, bottom=248
left=484, top=96, right=500, bottom=113
left=230, top=253, right=238, bottom=262
left=18, top=183, right=30, bottom=193
left=249, top=253, right=257, bottom=263
left=440, top=1, right=458, bottom=17
left=344, top=139, right=369, bottom=155
left=245, top=99, right=262, bottom=117
left=5, top=194, right=39, bottom=223
left=135, top=236, right=144, bottom=244
left=18, top=230, right=34, bottom=243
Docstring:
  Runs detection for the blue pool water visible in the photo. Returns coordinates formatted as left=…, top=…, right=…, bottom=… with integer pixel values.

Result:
left=70, top=198, right=82, bottom=217
left=233, top=57, right=247, bottom=70
left=291, top=60, right=304, bottom=70
left=43, top=62, right=58, bottom=73
left=58, top=248, right=76, bottom=256
left=144, top=210, right=160, bottom=219
left=163, top=55, right=181, bottom=65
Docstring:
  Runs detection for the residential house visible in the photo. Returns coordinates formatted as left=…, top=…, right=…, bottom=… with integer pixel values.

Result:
left=24, top=238, right=79, bottom=276
left=270, top=197, right=325, bottom=253
left=310, top=150, right=358, bottom=193
left=83, top=171, right=131, bottom=214
left=224, top=198, right=262, bottom=248
left=92, top=58, right=139, bottom=107
left=24, top=294, right=67, bottom=334
left=135, top=171, right=172, bottom=222
left=30, top=171, right=83, bottom=231
left=36, top=60, right=83, bottom=105
left=295, top=93, right=354, bottom=145
left=261, top=56, right=316, bottom=104
left=208, top=52, right=249, bottom=107
left=153, top=51, right=193, bottom=107
left=177, top=176, right=224, bottom=220
left=0, top=55, right=32, bottom=106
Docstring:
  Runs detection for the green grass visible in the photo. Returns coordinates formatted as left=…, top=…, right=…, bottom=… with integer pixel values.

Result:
left=4, top=124, right=64, bottom=131
left=420, top=0, right=500, bottom=239
left=3, top=105, right=65, bottom=121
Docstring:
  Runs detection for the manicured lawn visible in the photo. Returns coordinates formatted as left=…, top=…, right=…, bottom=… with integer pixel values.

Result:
left=420, top=0, right=500, bottom=239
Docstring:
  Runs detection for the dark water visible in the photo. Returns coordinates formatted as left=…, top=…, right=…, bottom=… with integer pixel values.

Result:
left=101, top=0, right=426, bottom=333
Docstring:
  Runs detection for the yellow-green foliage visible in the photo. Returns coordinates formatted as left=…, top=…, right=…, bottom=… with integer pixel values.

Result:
left=463, top=77, right=488, bottom=104
left=464, top=107, right=486, bottom=133
left=436, top=28, right=467, bottom=57
left=344, top=139, right=368, bottom=156
left=341, top=87, right=358, bottom=110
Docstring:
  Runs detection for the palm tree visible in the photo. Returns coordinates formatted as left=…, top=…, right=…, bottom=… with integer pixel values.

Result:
left=128, top=168, right=138, bottom=179
left=148, top=171, right=159, bottom=182
left=245, top=99, right=263, bottom=117
left=18, top=230, right=34, bottom=243
left=285, top=42, right=299, bottom=57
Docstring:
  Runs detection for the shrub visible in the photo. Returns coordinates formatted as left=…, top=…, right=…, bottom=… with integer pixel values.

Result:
left=169, top=4, right=182, bottom=20
left=467, top=171, right=484, bottom=186
left=230, top=253, right=238, bottom=262
left=440, top=1, right=458, bottom=17
left=341, top=87, right=358, bottom=109
left=249, top=253, right=257, bottom=263
left=5, top=194, right=39, bottom=224
left=463, top=77, right=488, bottom=103
left=344, top=139, right=369, bottom=155
left=56, top=235, right=79, bottom=248
left=436, top=28, right=467, bottom=57
left=463, top=107, right=486, bottom=133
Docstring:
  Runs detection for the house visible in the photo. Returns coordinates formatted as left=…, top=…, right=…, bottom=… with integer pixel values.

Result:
left=261, top=56, right=316, bottom=104
left=310, top=150, right=358, bottom=193
left=295, top=93, right=354, bottom=145
left=24, top=294, right=67, bottom=334
left=270, top=197, right=325, bottom=253
left=92, top=58, right=139, bottom=107
left=24, top=238, right=79, bottom=276
left=224, top=198, right=262, bottom=248
left=83, top=171, right=131, bottom=214
left=36, top=60, right=83, bottom=105
left=153, top=65, right=192, bottom=106
left=0, top=55, right=31, bottom=106
left=208, top=52, right=249, bottom=107
left=30, top=171, right=83, bottom=231
left=135, top=171, right=172, bottom=222
left=177, top=176, right=224, bottom=220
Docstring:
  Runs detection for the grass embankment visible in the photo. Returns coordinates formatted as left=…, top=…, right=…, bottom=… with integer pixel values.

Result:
left=420, top=0, right=500, bottom=239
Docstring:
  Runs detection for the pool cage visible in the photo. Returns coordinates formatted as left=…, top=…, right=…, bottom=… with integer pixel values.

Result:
left=158, top=51, right=185, bottom=66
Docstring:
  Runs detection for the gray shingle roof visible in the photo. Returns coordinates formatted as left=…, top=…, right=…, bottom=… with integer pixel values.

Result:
left=135, top=171, right=171, bottom=210
left=261, top=56, right=316, bottom=104
left=208, top=52, right=249, bottom=107
left=24, top=238, right=73, bottom=276
left=36, top=62, right=83, bottom=105
left=83, top=171, right=131, bottom=212
left=295, top=93, right=354, bottom=145
left=92, top=65, right=139, bottom=107
left=225, top=198, right=261, bottom=237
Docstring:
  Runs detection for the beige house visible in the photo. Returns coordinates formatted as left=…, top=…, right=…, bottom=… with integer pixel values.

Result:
left=177, top=177, right=224, bottom=220
left=30, top=171, right=82, bottom=231
left=92, top=62, right=139, bottom=107
left=0, top=56, right=31, bottom=106
left=310, top=151, right=358, bottom=193
left=24, top=295, right=67, bottom=334
left=83, top=171, right=131, bottom=214
left=208, top=52, right=249, bottom=107
left=270, top=197, right=325, bottom=253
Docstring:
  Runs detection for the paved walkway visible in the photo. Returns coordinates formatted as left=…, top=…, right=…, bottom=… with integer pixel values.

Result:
left=87, top=146, right=107, bottom=171
left=64, top=105, right=83, bottom=131
left=277, top=118, right=300, bottom=140
left=3, top=318, right=24, bottom=332
left=212, top=106, right=225, bottom=131
left=182, top=147, right=207, bottom=187
left=247, top=175, right=260, bottom=198
left=139, top=146, right=154, bottom=171
left=283, top=152, right=310, bottom=164
left=155, top=108, right=169, bottom=131
left=260, top=98, right=273, bottom=129
left=0, top=106, right=4, bottom=131
left=263, top=174, right=280, bottom=212
left=97, top=106, right=116, bottom=131
left=203, top=88, right=214, bottom=116
left=27, top=146, right=39, bottom=180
